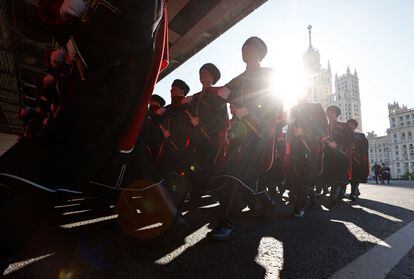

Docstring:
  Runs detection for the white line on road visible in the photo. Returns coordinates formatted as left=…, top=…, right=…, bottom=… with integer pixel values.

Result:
left=330, top=220, right=414, bottom=279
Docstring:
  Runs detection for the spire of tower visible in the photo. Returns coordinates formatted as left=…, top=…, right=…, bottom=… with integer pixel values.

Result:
left=328, top=60, right=331, bottom=71
left=307, top=25, right=313, bottom=49
left=347, top=66, right=350, bottom=74
left=354, top=68, right=358, bottom=76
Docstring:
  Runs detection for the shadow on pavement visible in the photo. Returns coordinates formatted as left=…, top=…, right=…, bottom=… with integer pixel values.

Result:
left=4, top=190, right=414, bottom=279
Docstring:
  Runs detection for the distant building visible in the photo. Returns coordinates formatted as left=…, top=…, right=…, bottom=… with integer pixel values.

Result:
left=367, top=102, right=414, bottom=179
left=329, top=68, right=362, bottom=132
left=302, top=25, right=333, bottom=109
left=367, top=131, right=390, bottom=174
left=303, top=25, right=363, bottom=132
left=386, top=102, right=414, bottom=178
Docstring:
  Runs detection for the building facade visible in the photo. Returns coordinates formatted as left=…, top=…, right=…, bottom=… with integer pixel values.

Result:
left=386, top=102, right=414, bottom=178
left=367, top=102, right=414, bottom=179
left=367, top=132, right=390, bottom=175
left=303, top=26, right=363, bottom=132
left=302, top=25, right=333, bottom=109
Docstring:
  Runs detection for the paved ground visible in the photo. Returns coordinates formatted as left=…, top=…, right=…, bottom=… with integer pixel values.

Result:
left=3, top=180, right=414, bottom=279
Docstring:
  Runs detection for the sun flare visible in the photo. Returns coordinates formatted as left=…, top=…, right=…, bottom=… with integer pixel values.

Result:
left=272, top=64, right=307, bottom=110
left=269, top=35, right=308, bottom=110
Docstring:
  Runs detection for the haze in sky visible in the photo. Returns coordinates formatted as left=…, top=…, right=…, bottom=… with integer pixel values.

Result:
left=154, top=0, right=414, bottom=136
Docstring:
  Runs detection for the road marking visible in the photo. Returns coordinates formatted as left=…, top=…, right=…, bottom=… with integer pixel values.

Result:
left=330, top=220, right=414, bottom=279
left=255, top=237, right=284, bottom=279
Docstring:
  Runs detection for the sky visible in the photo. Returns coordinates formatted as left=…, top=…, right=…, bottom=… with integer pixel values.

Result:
left=155, top=0, right=414, bottom=136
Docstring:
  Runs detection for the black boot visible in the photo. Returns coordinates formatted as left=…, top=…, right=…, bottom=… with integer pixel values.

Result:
left=293, top=207, right=305, bottom=218
left=207, top=218, right=235, bottom=241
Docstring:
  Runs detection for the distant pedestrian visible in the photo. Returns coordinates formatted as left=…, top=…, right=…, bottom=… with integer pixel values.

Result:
left=371, top=163, right=382, bottom=184
left=380, top=163, right=391, bottom=184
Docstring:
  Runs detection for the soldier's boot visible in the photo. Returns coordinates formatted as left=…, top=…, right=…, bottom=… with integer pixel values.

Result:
left=207, top=218, right=235, bottom=241
left=293, top=208, right=305, bottom=218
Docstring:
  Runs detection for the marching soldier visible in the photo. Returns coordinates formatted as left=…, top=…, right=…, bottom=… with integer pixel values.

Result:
left=347, top=119, right=369, bottom=201
left=323, top=105, right=353, bottom=206
left=205, top=37, right=283, bottom=240
left=0, top=0, right=175, bottom=269
left=287, top=90, right=328, bottom=217
left=156, top=80, right=192, bottom=177
left=146, top=94, right=166, bottom=161
left=183, top=63, right=229, bottom=191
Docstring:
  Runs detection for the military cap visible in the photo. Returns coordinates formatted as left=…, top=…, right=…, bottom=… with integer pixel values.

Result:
left=172, top=79, right=190, bottom=95
left=199, top=63, right=221, bottom=85
left=243, top=36, right=268, bottom=61
left=326, top=105, right=341, bottom=117
left=151, top=94, right=166, bottom=107
left=347, top=118, right=359, bottom=128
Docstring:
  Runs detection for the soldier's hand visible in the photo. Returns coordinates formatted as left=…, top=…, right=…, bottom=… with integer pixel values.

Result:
left=159, top=125, right=171, bottom=138
left=185, top=110, right=199, bottom=126
left=190, top=116, right=200, bottom=127
left=328, top=141, right=338, bottom=149
left=181, top=96, right=193, bottom=105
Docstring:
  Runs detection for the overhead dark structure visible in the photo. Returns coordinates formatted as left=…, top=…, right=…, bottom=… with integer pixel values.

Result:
left=0, top=0, right=267, bottom=134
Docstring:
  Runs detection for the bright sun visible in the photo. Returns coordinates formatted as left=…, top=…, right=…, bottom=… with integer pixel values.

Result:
left=269, top=34, right=308, bottom=110
left=272, top=64, right=306, bottom=110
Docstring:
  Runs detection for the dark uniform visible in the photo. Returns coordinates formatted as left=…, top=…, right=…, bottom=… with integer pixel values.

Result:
left=146, top=95, right=166, bottom=162
left=371, top=163, right=382, bottom=184
left=348, top=132, right=369, bottom=198
left=186, top=87, right=229, bottom=188
left=0, top=2, right=178, bottom=270
left=157, top=102, right=192, bottom=176
left=207, top=37, right=283, bottom=240
left=288, top=101, right=327, bottom=216
left=0, top=0, right=166, bottom=192
left=380, top=165, right=391, bottom=184
left=323, top=121, right=354, bottom=203
left=213, top=67, right=283, bottom=228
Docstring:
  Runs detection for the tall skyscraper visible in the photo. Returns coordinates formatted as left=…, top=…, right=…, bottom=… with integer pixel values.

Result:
left=303, top=25, right=363, bottom=132
left=302, top=25, right=333, bottom=108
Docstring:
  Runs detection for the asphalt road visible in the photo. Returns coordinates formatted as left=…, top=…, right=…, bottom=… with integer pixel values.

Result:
left=3, top=180, right=414, bottom=279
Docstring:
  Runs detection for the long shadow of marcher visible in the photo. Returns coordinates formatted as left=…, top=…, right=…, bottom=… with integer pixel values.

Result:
left=2, top=194, right=223, bottom=279
left=4, top=192, right=414, bottom=279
